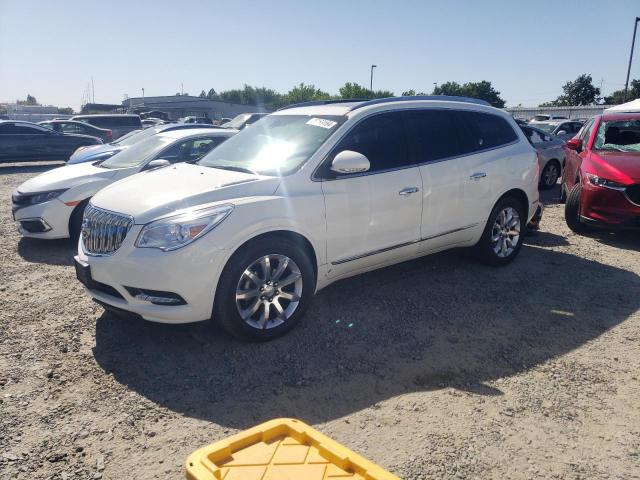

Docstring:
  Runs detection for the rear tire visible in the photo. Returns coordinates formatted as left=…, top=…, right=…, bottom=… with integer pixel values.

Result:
left=559, top=182, right=567, bottom=204
left=564, top=183, right=587, bottom=233
left=213, top=236, right=315, bottom=341
left=474, top=195, right=526, bottom=266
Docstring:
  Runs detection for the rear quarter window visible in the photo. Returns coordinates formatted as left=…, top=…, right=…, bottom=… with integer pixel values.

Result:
left=459, top=111, right=518, bottom=150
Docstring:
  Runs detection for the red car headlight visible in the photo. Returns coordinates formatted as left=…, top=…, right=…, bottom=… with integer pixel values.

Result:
left=586, top=174, right=627, bottom=191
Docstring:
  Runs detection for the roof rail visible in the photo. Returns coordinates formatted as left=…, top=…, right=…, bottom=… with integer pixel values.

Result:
left=348, top=95, right=491, bottom=111
left=277, top=99, right=367, bottom=111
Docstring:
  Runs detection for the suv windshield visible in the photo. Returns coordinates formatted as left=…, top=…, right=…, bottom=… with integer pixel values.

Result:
left=99, top=135, right=174, bottom=169
left=593, top=119, right=640, bottom=153
left=198, top=114, right=346, bottom=175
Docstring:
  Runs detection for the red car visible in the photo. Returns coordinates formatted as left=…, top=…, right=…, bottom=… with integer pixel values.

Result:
left=561, top=113, right=640, bottom=232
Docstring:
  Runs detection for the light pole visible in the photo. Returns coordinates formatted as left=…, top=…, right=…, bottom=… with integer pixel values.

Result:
left=624, top=17, right=640, bottom=101
left=141, top=88, right=145, bottom=103
left=433, top=82, right=438, bottom=93
left=370, top=65, right=377, bottom=91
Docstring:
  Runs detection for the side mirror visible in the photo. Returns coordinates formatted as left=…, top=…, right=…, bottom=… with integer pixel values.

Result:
left=565, top=138, right=583, bottom=152
left=146, top=159, right=170, bottom=170
left=556, top=130, right=567, bottom=136
left=330, top=150, right=370, bottom=175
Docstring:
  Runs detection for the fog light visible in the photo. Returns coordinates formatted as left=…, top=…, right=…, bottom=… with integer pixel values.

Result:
left=124, top=287, right=186, bottom=305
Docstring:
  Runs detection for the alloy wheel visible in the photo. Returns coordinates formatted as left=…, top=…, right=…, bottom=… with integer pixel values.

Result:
left=491, top=207, right=521, bottom=258
left=235, top=254, right=303, bottom=330
left=543, top=164, right=559, bottom=187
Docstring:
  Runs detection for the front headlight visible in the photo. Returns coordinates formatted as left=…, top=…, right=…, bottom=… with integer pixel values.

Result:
left=586, top=174, right=627, bottom=191
left=13, top=189, right=68, bottom=206
left=135, top=204, right=233, bottom=251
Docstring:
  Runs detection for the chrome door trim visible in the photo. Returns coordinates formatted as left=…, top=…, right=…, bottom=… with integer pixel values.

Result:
left=330, top=223, right=480, bottom=265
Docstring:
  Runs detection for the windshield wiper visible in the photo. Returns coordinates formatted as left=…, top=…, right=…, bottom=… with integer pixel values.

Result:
left=208, top=165, right=258, bottom=175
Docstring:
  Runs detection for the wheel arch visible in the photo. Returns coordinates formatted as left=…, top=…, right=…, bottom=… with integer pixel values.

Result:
left=67, top=197, right=91, bottom=237
left=224, top=229, right=318, bottom=284
left=495, top=188, right=530, bottom=221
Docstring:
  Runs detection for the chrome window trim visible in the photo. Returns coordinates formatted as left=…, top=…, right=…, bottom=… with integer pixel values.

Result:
left=331, top=223, right=479, bottom=265
left=311, top=107, right=521, bottom=182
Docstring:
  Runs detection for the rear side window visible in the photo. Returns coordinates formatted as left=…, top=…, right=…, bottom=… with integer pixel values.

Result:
left=333, top=111, right=411, bottom=174
left=408, top=109, right=470, bottom=162
left=459, top=111, right=518, bottom=150
left=0, top=124, right=46, bottom=134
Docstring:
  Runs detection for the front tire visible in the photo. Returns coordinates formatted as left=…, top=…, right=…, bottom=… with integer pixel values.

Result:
left=474, top=195, right=525, bottom=266
left=564, top=183, right=587, bottom=233
left=213, top=236, right=315, bottom=341
left=539, top=161, right=560, bottom=190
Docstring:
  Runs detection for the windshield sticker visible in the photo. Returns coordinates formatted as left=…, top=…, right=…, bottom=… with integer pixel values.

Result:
left=306, top=118, right=337, bottom=129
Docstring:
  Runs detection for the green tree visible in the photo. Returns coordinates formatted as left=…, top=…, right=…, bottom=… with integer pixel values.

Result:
left=57, top=107, right=74, bottom=115
left=338, top=82, right=393, bottom=100
left=206, top=88, right=218, bottom=100
left=401, top=89, right=427, bottom=96
left=541, top=74, right=600, bottom=106
left=603, top=79, right=640, bottom=105
left=433, top=81, right=505, bottom=108
left=198, top=90, right=207, bottom=98
left=285, top=83, right=331, bottom=104
left=17, top=94, right=38, bottom=105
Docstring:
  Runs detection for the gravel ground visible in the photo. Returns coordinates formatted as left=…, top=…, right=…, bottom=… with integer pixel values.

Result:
left=1, top=161, right=639, bottom=480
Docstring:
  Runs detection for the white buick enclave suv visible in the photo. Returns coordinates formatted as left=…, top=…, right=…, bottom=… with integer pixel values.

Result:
left=75, top=96, right=540, bottom=340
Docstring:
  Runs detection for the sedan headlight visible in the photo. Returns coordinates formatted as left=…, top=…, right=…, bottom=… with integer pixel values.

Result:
left=586, top=174, right=627, bottom=191
left=12, top=189, right=68, bottom=206
left=135, top=205, right=233, bottom=251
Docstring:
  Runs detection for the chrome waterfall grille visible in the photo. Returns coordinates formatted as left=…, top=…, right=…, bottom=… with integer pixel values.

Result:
left=81, top=204, right=134, bottom=255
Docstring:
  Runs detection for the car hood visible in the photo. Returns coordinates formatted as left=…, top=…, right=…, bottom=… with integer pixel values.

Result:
left=91, top=163, right=281, bottom=224
left=16, top=162, right=119, bottom=193
left=591, top=151, right=640, bottom=182
left=68, top=144, right=127, bottom=164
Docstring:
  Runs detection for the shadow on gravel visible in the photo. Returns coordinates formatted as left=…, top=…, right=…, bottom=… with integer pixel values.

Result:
left=587, top=230, right=640, bottom=253
left=93, top=245, right=640, bottom=428
left=17, top=237, right=75, bottom=266
left=0, top=162, right=63, bottom=175
left=524, top=230, right=570, bottom=248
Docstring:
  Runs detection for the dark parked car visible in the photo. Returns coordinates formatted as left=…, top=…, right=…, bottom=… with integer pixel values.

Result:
left=39, top=120, right=113, bottom=143
left=0, top=120, right=102, bottom=161
left=70, top=114, right=142, bottom=139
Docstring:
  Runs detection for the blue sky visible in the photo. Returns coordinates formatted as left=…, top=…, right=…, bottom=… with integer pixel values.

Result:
left=1, top=0, right=639, bottom=110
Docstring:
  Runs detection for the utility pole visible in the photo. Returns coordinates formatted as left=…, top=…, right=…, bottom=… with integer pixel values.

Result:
left=181, top=82, right=184, bottom=95
left=624, top=17, right=640, bottom=101
left=370, top=65, right=377, bottom=91
left=91, top=76, right=95, bottom=103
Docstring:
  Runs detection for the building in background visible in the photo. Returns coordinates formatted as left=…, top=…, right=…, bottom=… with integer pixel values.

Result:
left=505, top=105, right=611, bottom=120
left=1, top=103, right=72, bottom=122
left=122, top=95, right=268, bottom=121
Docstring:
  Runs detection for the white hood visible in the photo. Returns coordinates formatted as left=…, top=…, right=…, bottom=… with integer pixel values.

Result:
left=90, top=163, right=281, bottom=224
left=16, top=162, right=119, bottom=194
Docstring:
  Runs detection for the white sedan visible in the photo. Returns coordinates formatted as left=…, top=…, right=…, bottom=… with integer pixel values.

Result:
left=12, top=128, right=236, bottom=239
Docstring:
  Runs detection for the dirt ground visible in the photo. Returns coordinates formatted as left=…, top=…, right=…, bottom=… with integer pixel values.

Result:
left=1, top=160, right=639, bottom=480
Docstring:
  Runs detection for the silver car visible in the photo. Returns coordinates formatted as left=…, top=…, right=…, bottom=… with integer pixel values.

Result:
left=531, top=120, right=584, bottom=141
left=520, top=125, right=566, bottom=190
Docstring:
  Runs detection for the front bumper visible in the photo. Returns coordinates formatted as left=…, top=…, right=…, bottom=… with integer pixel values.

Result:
left=76, top=225, right=230, bottom=324
left=12, top=200, right=73, bottom=239
left=581, top=183, right=640, bottom=228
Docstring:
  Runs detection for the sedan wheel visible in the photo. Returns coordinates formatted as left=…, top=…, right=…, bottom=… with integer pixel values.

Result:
left=540, top=162, right=560, bottom=189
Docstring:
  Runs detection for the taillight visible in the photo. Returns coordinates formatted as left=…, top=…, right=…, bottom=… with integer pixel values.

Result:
left=106, top=130, right=113, bottom=140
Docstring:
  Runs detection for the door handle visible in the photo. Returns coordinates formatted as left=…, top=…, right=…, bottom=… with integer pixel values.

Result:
left=470, top=172, right=487, bottom=181
left=399, top=187, right=419, bottom=196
